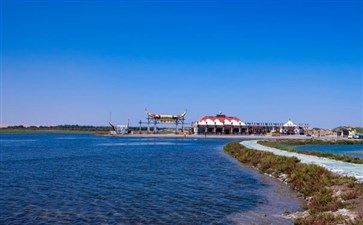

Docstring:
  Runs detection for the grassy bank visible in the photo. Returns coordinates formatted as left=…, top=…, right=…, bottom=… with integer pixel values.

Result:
left=259, top=139, right=363, bottom=164
left=224, top=141, right=363, bottom=225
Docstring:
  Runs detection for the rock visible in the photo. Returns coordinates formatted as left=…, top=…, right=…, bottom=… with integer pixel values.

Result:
left=285, top=210, right=309, bottom=220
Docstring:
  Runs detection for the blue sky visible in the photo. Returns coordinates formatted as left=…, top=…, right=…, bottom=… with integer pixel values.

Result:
left=1, top=0, right=362, bottom=128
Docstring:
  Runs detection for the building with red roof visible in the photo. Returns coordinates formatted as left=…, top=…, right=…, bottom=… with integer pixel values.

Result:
left=194, top=113, right=246, bottom=135
left=193, top=114, right=308, bottom=135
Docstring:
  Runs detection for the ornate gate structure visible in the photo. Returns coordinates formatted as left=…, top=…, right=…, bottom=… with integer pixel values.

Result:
left=145, top=109, right=187, bottom=134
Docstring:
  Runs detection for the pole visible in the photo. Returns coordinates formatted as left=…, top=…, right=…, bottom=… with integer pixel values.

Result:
left=181, top=118, right=184, bottom=133
left=175, top=120, right=178, bottom=134
left=154, top=120, right=157, bottom=134
left=139, top=120, right=142, bottom=134
left=147, top=118, right=150, bottom=133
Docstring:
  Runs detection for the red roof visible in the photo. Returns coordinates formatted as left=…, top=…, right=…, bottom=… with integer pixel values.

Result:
left=199, top=115, right=241, bottom=123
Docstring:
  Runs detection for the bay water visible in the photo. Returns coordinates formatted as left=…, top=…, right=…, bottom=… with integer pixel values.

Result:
left=295, top=144, right=363, bottom=159
left=0, top=133, right=302, bottom=224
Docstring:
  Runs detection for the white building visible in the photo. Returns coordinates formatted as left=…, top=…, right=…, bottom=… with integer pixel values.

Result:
left=282, top=119, right=304, bottom=135
left=110, top=123, right=129, bottom=135
left=194, top=113, right=246, bottom=134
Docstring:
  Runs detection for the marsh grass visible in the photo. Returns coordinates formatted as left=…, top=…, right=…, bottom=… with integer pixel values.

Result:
left=224, top=141, right=363, bottom=225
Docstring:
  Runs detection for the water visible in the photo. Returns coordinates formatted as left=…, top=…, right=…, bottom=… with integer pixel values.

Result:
left=295, top=144, right=363, bottom=159
left=0, top=133, right=302, bottom=224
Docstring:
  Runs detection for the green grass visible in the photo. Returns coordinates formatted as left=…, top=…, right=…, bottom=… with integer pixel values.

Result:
left=259, top=139, right=363, bottom=164
left=224, top=141, right=363, bottom=225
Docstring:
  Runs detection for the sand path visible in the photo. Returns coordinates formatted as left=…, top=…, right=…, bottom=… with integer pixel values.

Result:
left=241, top=140, right=363, bottom=182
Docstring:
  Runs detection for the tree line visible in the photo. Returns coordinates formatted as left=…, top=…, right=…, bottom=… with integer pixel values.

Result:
left=1, top=125, right=111, bottom=131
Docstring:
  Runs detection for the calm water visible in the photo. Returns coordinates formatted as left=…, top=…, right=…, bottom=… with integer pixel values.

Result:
left=0, top=133, right=302, bottom=224
left=295, top=144, right=363, bottom=159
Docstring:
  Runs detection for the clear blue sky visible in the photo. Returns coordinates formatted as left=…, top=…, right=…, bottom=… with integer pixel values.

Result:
left=1, top=0, right=362, bottom=128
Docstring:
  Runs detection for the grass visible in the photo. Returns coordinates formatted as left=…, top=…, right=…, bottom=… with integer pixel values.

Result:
left=224, top=141, right=363, bottom=225
left=259, top=139, right=363, bottom=164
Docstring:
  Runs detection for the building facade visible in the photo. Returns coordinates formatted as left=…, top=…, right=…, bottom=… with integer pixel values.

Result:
left=193, top=113, right=246, bottom=134
left=193, top=114, right=308, bottom=135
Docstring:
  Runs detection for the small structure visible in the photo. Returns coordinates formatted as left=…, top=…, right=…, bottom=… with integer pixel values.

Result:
left=244, top=119, right=307, bottom=135
left=145, top=109, right=187, bottom=134
left=109, top=122, right=129, bottom=135
left=282, top=119, right=303, bottom=135
left=194, top=113, right=246, bottom=134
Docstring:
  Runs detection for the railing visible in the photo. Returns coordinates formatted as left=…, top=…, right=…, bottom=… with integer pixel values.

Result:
left=193, top=122, right=309, bottom=128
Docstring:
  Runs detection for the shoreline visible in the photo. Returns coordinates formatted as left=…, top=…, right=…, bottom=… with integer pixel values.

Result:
left=102, top=133, right=348, bottom=140
left=224, top=141, right=363, bottom=224
left=1, top=130, right=358, bottom=141
left=242, top=140, right=363, bottom=181
left=0, top=129, right=95, bottom=134
left=2, top=131, right=357, bottom=141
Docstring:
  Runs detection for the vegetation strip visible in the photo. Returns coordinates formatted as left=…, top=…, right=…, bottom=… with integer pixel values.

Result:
left=259, top=139, right=363, bottom=164
left=224, top=141, right=363, bottom=225
left=243, top=140, right=363, bottom=183
left=0, top=125, right=111, bottom=134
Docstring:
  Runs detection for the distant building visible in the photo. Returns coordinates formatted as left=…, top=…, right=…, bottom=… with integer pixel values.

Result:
left=244, top=119, right=306, bottom=135
left=194, top=113, right=246, bottom=134
left=193, top=114, right=307, bottom=135
left=110, top=123, right=129, bottom=135
left=341, top=129, right=349, bottom=137
left=281, top=119, right=304, bottom=135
